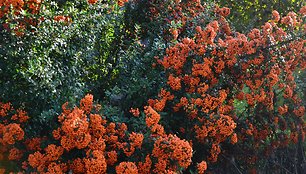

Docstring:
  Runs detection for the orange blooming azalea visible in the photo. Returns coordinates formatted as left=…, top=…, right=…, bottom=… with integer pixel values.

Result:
left=299, top=6, right=306, bottom=15
left=44, top=144, right=64, bottom=162
left=45, top=162, right=65, bottom=174
left=152, top=134, right=193, bottom=170
left=209, top=143, right=221, bottom=162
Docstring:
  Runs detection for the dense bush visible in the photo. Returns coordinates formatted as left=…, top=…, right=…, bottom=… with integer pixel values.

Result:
left=0, top=0, right=305, bottom=173
left=0, top=0, right=125, bottom=129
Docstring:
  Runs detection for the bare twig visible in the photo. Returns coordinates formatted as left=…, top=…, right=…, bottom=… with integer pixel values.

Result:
left=221, top=154, right=243, bottom=174
left=270, top=160, right=295, bottom=174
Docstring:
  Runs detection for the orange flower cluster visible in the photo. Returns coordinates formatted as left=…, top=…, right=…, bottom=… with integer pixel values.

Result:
left=197, top=161, right=207, bottom=174
left=278, top=105, right=288, bottom=115
left=137, top=155, right=152, bottom=174
left=129, top=132, right=144, bottom=149
left=87, top=0, right=98, bottom=5
left=53, top=15, right=72, bottom=23
left=129, top=108, right=140, bottom=117
left=2, top=124, right=24, bottom=145
left=116, top=162, right=138, bottom=174
left=11, top=109, right=29, bottom=123
left=144, top=106, right=165, bottom=136
left=167, top=74, right=182, bottom=91
left=152, top=134, right=193, bottom=172
left=84, top=150, right=107, bottom=174
left=293, top=106, right=305, bottom=117
left=27, top=144, right=65, bottom=173
left=215, top=6, right=230, bottom=17
left=80, top=94, right=94, bottom=114
left=0, top=102, right=11, bottom=117
left=148, top=88, right=174, bottom=112
left=117, top=0, right=128, bottom=7
left=59, top=107, right=91, bottom=150
left=8, top=148, right=23, bottom=160
left=209, top=143, right=221, bottom=162
left=27, top=0, right=42, bottom=14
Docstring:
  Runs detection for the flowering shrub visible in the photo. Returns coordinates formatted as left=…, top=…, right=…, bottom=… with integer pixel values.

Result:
left=0, top=95, right=193, bottom=173
left=0, top=0, right=305, bottom=173
left=147, top=3, right=306, bottom=172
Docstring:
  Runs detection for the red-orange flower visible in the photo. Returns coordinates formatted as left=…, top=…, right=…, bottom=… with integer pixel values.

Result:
left=137, top=155, right=152, bottom=174
left=2, top=123, right=24, bottom=145
left=54, top=15, right=72, bottom=23
left=106, top=151, right=118, bottom=166
left=88, top=0, right=98, bottom=4
left=272, top=10, right=280, bottom=22
left=8, top=148, right=23, bottom=160
left=11, top=109, right=29, bottom=123
left=129, top=132, right=144, bottom=149
left=230, top=133, right=238, bottom=144
left=197, top=161, right=207, bottom=174
left=118, top=0, right=128, bottom=7
left=293, top=106, right=305, bottom=117
left=144, top=106, right=160, bottom=127
left=278, top=105, right=288, bottom=115
left=44, top=144, right=64, bottom=162
left=168, top=74, right=182, bottom=91
left=28, top=151, right=44, bottom=168
left=84, top=150, right=107, bottom=174
left=129, top=108, right=140, bottom=117
left=80, top=94, right=94, bottom=114
left=116, top=162, right=138, bottom=174
left=70, top=158, right=85, bottom=174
